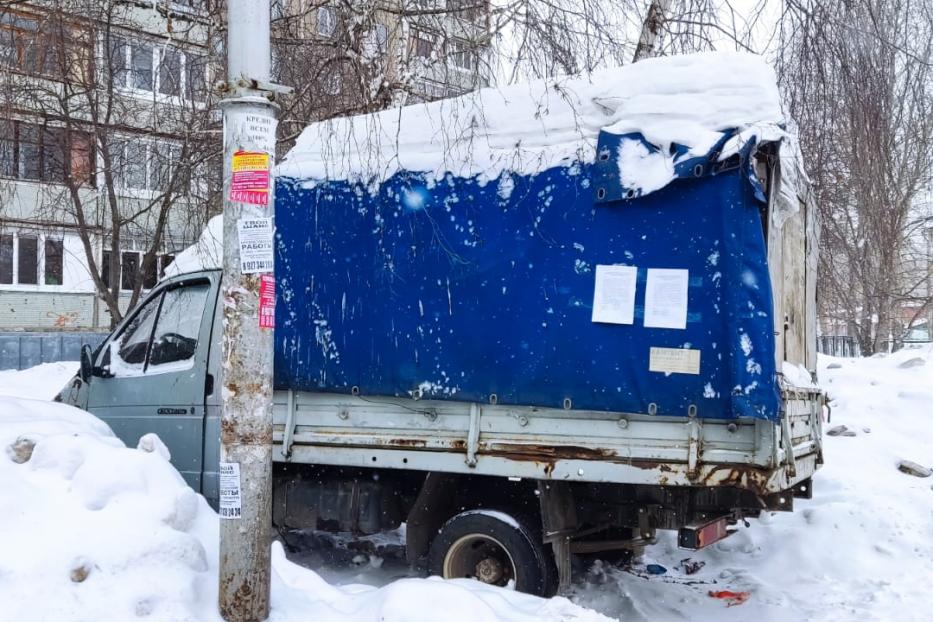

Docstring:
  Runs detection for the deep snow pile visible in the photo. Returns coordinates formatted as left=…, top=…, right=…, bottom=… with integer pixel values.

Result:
left=0, top=390, right=609, bottom=621
left=568, top=347, right=933, bottom=621
left=0, top=361, right=78, bottom=400
left=279, top=52, right=791, bottom=194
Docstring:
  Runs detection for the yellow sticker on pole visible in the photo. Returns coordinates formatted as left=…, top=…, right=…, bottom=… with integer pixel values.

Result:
left=230, top=150, right=271, bottom=206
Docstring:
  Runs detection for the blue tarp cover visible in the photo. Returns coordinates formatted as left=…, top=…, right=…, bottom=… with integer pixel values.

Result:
left=274, top=130, right=780, bottom=421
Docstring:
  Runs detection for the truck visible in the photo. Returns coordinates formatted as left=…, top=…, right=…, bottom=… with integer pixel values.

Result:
left=57, top=52, right=824, bottom=596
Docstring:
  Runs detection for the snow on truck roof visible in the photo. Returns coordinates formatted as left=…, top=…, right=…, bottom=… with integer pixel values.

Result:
left=278, top=51, right=792, bottom=195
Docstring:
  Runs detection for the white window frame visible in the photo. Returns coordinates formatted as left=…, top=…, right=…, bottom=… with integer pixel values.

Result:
left=104, top=34, right=207, bottom=104
left=100, top=243, right=179, bottom=293
left=410, top=28, right=438, bottom=61
left=0, top=229, right=67, bottom=291
left=106, top=136, right=183, bottom=198
left=317, top=7, right=337, bottom=38
left=448, top=38, right=478, bottom=72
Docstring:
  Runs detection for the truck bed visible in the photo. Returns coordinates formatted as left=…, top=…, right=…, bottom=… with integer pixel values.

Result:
left=272, top=384, right=822, bottom=496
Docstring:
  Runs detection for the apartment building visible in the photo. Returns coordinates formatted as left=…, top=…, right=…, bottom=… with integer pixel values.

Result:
left=0, top=0, right=490, bottom=333
left=271, top=0, right=490, bottom=139
left=0, top=0, right=217, bottom=331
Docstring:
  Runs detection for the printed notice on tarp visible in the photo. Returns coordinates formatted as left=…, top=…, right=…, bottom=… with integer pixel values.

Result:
left=218, top=462, right=241, bottom=519
left=644, top=268, right=689, bottom=329
left=592, top=264, right=638, bottom=325
left=649, top=347, right=701, bottom=375
left=237, top=217, right=274, bottom=274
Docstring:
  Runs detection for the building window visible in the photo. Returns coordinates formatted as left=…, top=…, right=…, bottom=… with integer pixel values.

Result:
left=0, top=235, right=13, bottom=284
left=0, top=232, right=65, bottom=286
left=159, top=47, right=182, bottom=96
left=0, top=122, right=13, bottom=177
left=102, top=248, right=176, bottom=292
left=108, top=138, right=182, bottom=194
left=317, top=7, right=336, bottom=37
left=413, top=79, right=450, bottom=101
left=410, top=29, right=436, bottom=60
left=0, top=120, right=93, bottom=184
left=130, top=41, right=154, bottom=90
left=185, top=53, right=206, bottom=100
left=374, top=23, right=388, bottom=50
left=449, top=39, right=478, bottom=71
left=109, top=35, right=205, bottom=100
left=446, top=0, right=484, bottom=22
left=120, top=251, right=140, bottom=291
left=323, top=72, right=341, bottom=95
left=0, top=11, right=72, bottom=78
left=16, top=235, right=38, bottom=284
left=169, top=0, right=207, bottom=14
left=364, top=23, right=388, bottom=56
left=44, top=238, right=63, bottom=285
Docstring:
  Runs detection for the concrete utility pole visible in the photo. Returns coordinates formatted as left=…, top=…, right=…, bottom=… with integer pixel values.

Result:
left=218, top=1, right=289, bottom=620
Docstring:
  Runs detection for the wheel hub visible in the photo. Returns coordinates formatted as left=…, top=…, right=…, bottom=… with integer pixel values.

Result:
left=443, top=533, right=517, bottom=588
left=474, top=557, right=504, bottom=584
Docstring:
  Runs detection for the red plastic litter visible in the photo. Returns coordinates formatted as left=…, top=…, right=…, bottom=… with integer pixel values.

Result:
left=707, top=590, right=751, bottom=606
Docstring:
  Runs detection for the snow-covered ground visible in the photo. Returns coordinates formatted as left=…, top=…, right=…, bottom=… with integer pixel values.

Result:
left=1, top=350, right=931, bottom=621
left=0, top=365, right=608, bottom=621
left=570, top=346, right=933, bottom=621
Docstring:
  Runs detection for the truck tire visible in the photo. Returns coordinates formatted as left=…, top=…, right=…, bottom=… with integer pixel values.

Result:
left=428, top=510, right=551, bottom=596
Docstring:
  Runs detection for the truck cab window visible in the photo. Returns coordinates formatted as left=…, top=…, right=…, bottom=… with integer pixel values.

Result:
left=115, top=294, right=161, bottom=367
left=148, top=283, right=210, bottom=367
left=108, top=280, right=209, bottom=374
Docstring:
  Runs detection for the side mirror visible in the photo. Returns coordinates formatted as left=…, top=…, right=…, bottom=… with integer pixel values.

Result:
left=79, top=344, right=94, bottom=382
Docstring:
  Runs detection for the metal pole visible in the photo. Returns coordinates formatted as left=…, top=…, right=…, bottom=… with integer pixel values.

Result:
left=219, top=1, right=277, bottom=620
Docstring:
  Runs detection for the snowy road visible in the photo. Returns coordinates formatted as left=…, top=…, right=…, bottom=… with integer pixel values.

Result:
left=1, top=350, right=932, bottom=621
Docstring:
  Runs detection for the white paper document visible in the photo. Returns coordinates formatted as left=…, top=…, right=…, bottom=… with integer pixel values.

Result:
left=649, top=347, right=701, bottom=375
left=218, top=462, right=242, bottom=519
left=236, top=217, right=274, bottom=274
left=591, top=264, right=638, bottom=325
left=644, top=268, right=689, bottom=329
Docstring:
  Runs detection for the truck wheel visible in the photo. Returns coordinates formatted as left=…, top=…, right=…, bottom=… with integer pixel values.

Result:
left=428, top=510, right=551, bottom=596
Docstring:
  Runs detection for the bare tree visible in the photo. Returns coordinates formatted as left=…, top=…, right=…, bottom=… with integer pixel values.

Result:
left=1, top=0, right=773, bottom=331
left=1, top=0, right=222, bottom=326
left=778, top=0, right=933, bottom=353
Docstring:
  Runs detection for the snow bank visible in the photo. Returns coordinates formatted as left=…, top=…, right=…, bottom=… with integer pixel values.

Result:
left=0, top=386, right=608, bottom=622
left=0, top=396, right=212, bottom=622
left=0, top=361, right=78, bottom=400
left=279, top=52, right=789, bottom=195
left=568, top=346, right=933, bottom=621
left=780, top=361, right=817, bottom=389
left=162, top=214, right=223, bottom=278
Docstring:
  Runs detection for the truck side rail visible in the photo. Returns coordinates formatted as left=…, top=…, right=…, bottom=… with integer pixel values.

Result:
left=272, top=389, right=822, bottom=497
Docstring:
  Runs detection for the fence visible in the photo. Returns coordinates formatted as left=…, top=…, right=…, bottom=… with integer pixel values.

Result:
left=0, top=331, right=108, bottom=371
left=817, top=335, right=861, bottom=358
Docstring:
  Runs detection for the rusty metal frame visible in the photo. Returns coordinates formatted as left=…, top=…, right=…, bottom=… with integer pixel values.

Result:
left=271, top=389, right=823, bottom=497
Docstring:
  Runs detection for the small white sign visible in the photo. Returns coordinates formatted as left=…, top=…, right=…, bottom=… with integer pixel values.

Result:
left=592, top=264, right=638, bottom=325
left=644, top=268, right=690, bottom=329
left=232, top=114, right=277, bottom=154
left=237, top=217, right=274, bottom=274
left=218, top=462, right=242, bottom=519
left=649, top=347, right=701, bottom=375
